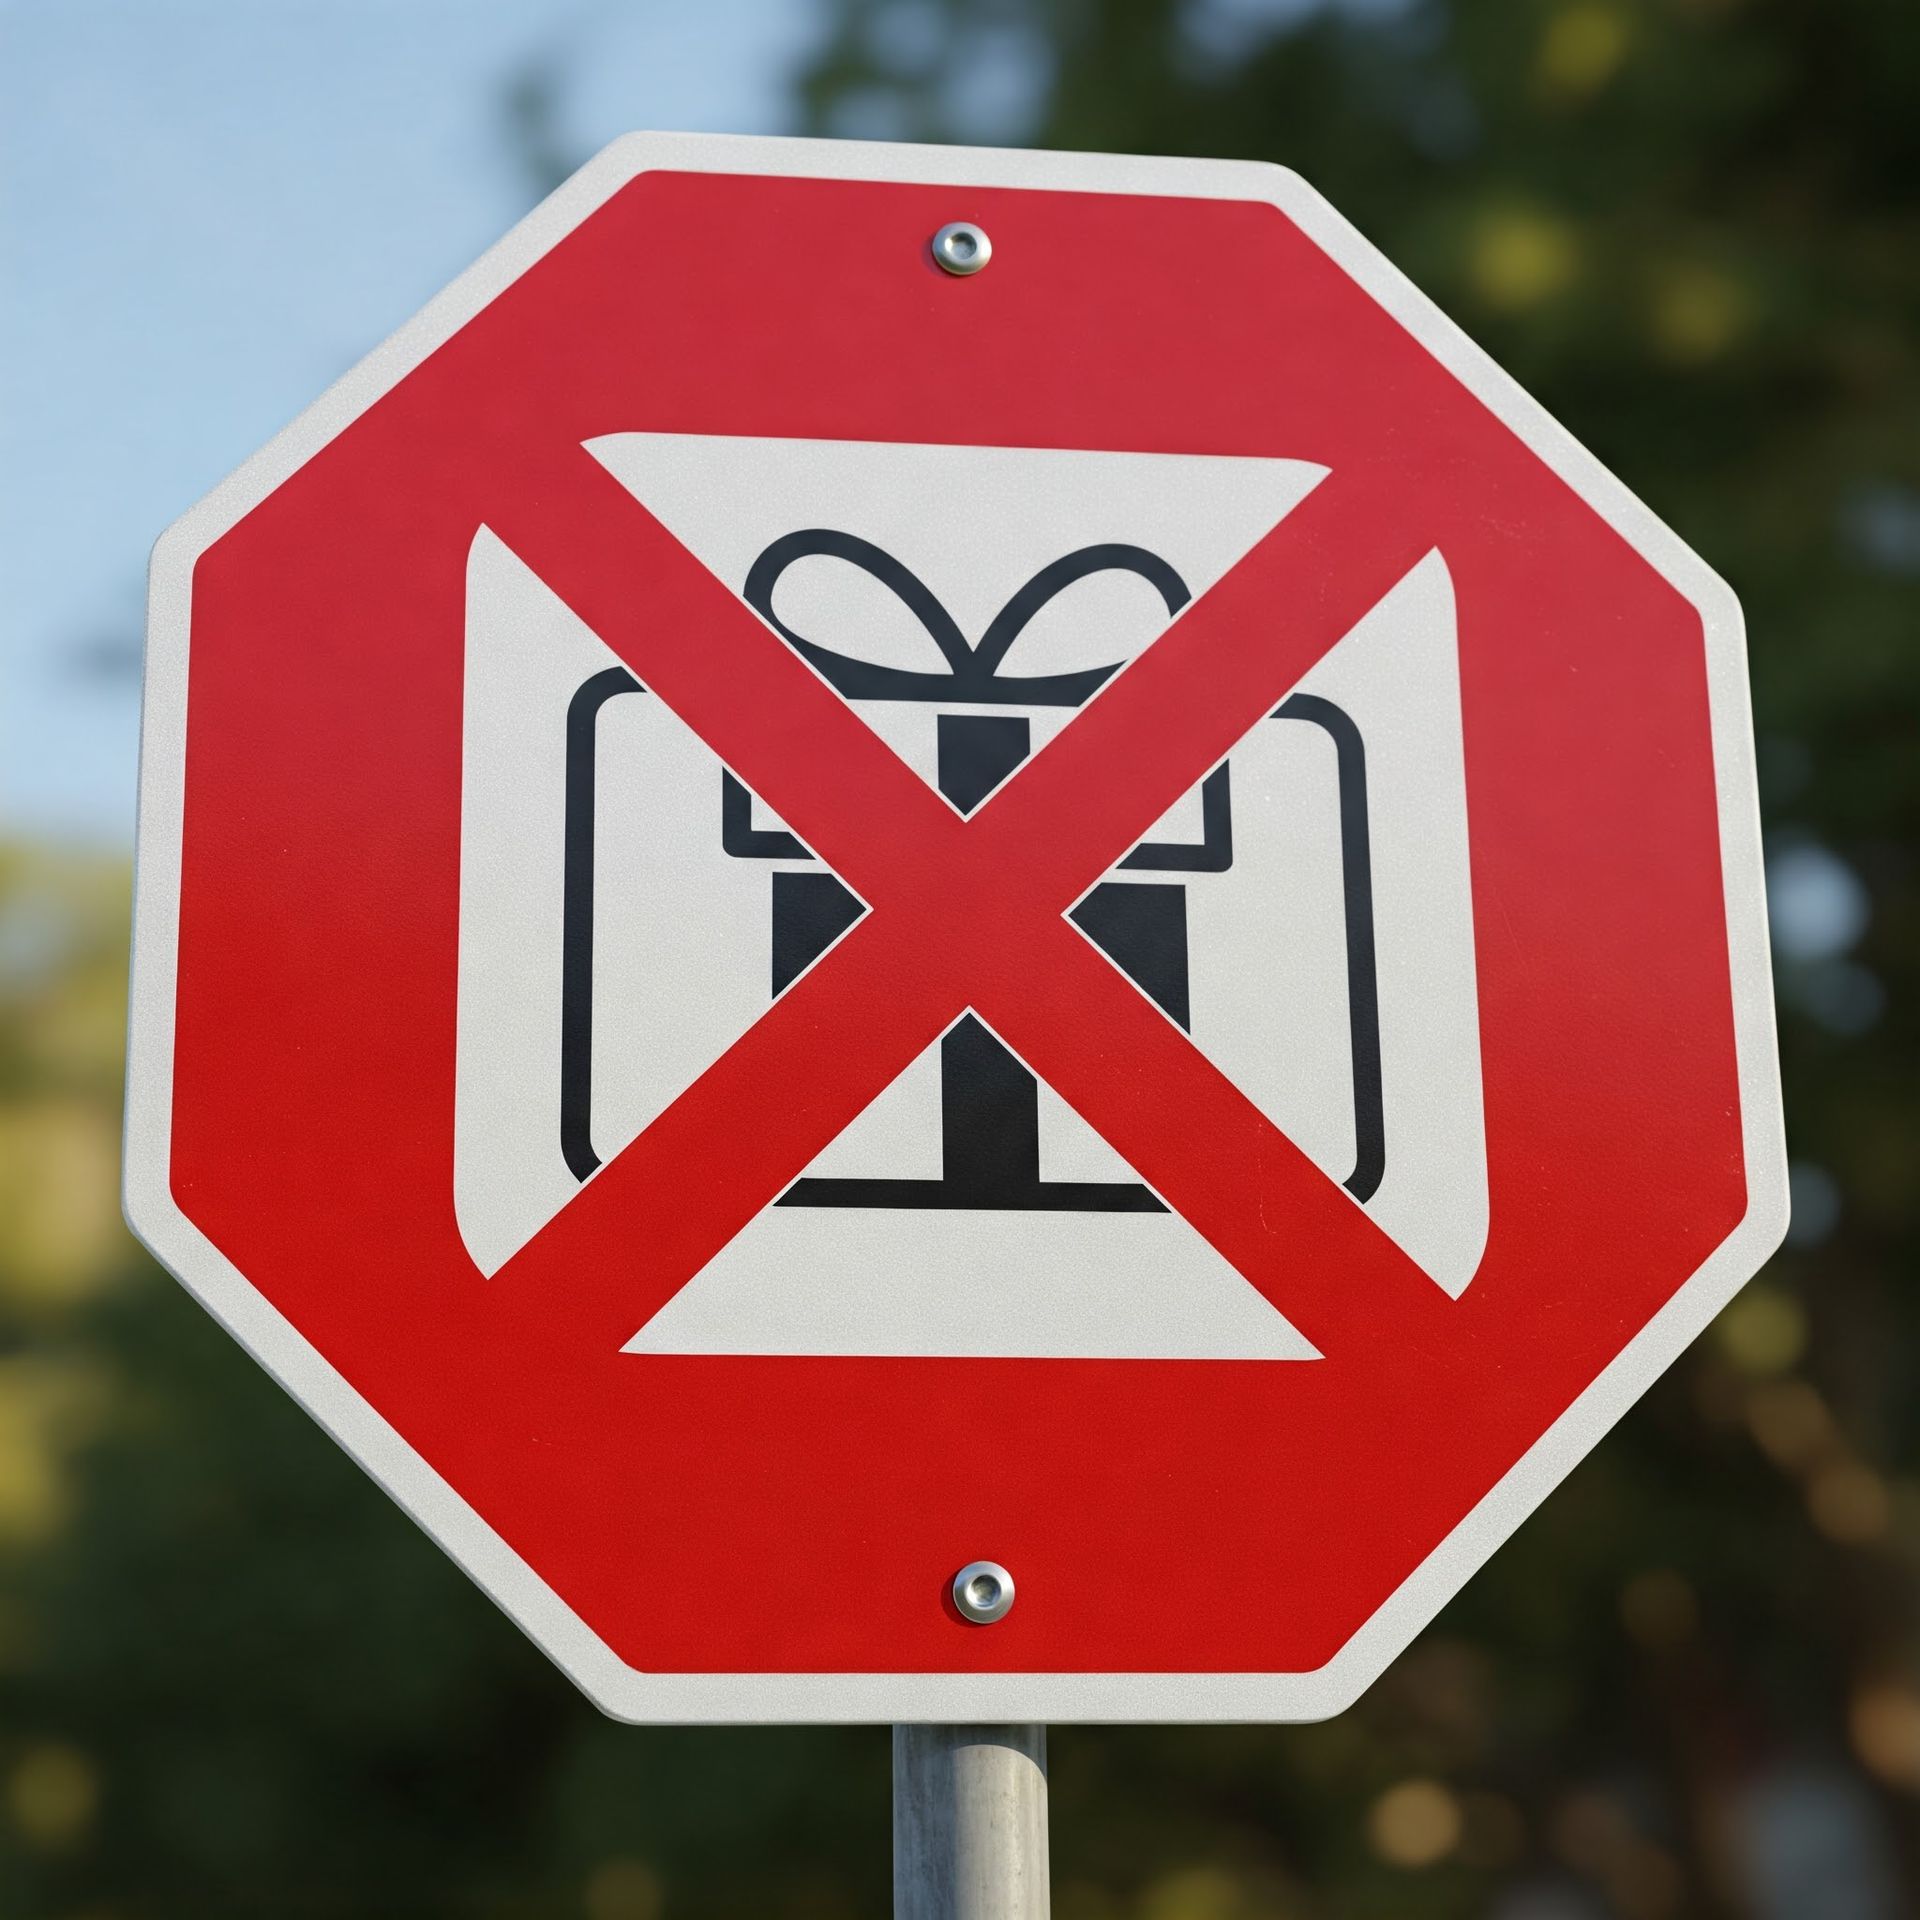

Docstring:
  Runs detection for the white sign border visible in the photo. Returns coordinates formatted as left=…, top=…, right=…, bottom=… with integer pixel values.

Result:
left=125, top=130, right=1788, bottom=1724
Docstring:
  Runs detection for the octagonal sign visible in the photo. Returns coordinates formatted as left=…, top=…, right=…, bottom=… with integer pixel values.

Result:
left=125, top=134, right=1787, bottom=1722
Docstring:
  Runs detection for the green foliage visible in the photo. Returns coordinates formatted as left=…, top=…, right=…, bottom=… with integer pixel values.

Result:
left=796, top=0, right=1920, bottom=1913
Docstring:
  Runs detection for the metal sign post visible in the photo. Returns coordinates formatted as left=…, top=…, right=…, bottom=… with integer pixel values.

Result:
left=894, top=1724, right=1049, bottom=1920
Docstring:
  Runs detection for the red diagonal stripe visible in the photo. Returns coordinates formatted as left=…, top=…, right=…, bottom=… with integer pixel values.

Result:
left=971, top=919, right=1454, bottom=1356
left=967, top=468, right=1431, bottom=909
left=491, top=910, right=963, bottom=1345
left=483, top=441, right=1451, bottom=1357
left=483, top=454, right=968, bottom=909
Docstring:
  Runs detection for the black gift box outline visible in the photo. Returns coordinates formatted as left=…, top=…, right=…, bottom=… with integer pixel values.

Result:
left=554, top=532, right=1384, bottom=1212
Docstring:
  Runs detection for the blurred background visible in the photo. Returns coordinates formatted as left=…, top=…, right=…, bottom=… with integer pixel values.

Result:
left=1, top=0, right=1915, bottom=1914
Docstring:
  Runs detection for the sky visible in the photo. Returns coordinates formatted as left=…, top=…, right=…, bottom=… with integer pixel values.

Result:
left=0, top=0, right=819, bottom=844
left=0, top=0, right=1873, bottom=1023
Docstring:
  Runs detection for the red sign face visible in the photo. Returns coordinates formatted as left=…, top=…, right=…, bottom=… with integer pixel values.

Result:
left=126, top=136, right=1785, bottom=1722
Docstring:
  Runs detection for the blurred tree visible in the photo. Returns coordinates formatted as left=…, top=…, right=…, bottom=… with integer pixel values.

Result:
left=0, top=846, right=887, bottom=1916
left=2, top=1, right=1916, bottom=1916
left=808, top=2, right=1920, bottom=1917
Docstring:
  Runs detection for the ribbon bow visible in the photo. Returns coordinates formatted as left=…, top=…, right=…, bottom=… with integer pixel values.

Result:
left=742, top=530, right=1192, bottom=708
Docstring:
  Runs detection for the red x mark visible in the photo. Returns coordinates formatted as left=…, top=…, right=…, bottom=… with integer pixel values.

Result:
left=485, top=443, right=1458, bottom=1360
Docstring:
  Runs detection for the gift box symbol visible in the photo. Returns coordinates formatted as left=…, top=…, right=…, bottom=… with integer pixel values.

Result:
left=450, top=441, right=1482, bottom=1339
left=556, top=526, right=1383, bottom=1214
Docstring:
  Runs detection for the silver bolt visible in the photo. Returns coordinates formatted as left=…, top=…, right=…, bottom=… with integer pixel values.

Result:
left=951, top=1559, right=1016, bottom=1624
left=931, top=221, right=992, bottom=277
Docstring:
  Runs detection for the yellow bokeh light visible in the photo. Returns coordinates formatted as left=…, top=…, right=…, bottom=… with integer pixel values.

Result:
left=1469, top=210, right=1580, bottom=311
left=1650, top=266, right=1747, bottom=363
left=6, top=1743, right=98, bottom=1851
left=1537, top=4, right=1633, bottom=99
left=1744, top=1378, right=1836, bottom=1469
left=1368, top=1778, right=1462, bottom=1869
left=1136, top=1867, right=1251, bottom=1920
left=1850, top=1682, right=1920, bottom=1792
left=0, top=1101, right=125, bottom=1309
left=1808, top=1462, right=1892, bottom=1544
left=1713, top=1285, right=1806, bottom=1377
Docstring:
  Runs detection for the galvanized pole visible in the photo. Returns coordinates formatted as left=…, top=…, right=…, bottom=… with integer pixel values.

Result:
left=893, top=1724, right=1050, bottom=1920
